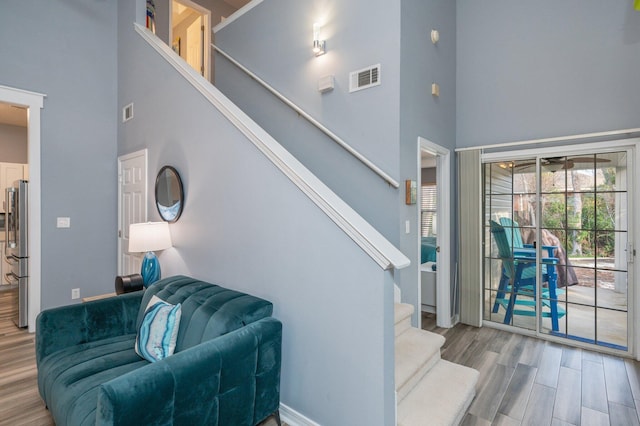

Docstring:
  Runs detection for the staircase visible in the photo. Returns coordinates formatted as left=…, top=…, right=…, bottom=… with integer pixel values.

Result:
left=395, top=303, right=479, bottom=426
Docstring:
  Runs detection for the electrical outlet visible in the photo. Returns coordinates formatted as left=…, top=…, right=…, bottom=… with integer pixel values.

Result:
left=71, top=288, right=80, bottom=299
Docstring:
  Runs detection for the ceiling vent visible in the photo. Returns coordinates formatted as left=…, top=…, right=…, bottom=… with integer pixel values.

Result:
left=349, top=64, right=381, bottom=93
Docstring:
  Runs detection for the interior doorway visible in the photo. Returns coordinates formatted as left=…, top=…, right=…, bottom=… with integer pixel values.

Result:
left=170, top=0, right=211, bottom=80
left=0, top=85, right=44, bottom=333
left=418, top=137, right=452, bottom=328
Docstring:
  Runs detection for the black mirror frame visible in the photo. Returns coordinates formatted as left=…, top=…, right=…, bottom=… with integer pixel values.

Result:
left=155, top=165, right=184, bottom=222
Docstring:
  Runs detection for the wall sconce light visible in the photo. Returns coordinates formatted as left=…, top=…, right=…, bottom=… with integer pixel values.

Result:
left=313, top=23, right=326, bottom=56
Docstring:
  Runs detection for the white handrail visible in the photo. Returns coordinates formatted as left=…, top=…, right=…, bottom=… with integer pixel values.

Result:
left=134, top=24, right=409, bottom=271
left=212, top=44, right=400, bottom=189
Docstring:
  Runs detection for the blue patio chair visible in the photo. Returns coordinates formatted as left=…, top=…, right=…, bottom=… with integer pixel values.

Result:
left=490, top=220, right=565, bottom=331
left=498, top=217, right=556, bottom=258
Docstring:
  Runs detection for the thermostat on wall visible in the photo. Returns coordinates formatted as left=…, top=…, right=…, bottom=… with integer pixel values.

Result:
left=318, top=75, right=335, bottom=93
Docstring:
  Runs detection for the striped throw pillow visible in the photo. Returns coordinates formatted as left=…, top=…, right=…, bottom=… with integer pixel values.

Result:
left=135, top=295, right=182, bottom=362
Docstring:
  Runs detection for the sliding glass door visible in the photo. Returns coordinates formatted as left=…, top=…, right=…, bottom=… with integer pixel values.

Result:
left=483, top=147, right=632, bottom=352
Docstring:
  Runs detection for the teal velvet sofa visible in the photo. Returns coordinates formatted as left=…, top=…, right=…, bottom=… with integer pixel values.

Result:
left=36, top=275, right=282, bottom=426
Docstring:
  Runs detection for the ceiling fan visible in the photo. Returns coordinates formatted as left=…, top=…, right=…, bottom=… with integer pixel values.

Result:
left=512, top=156, right=611, bottom=171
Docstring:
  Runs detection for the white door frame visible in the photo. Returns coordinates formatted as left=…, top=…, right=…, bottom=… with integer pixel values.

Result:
left=169, top=0, right=211, bottom=80
left=418, top=137, right=452, bottom=328
left=0, top=84, right=45, bottom=333
left=117, top=149, right=148, bottom=275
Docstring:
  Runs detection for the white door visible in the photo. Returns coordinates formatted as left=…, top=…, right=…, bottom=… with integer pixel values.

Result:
left=186, top=16, right=203, bottom=76
left=118, top=150, right=147, bottom=276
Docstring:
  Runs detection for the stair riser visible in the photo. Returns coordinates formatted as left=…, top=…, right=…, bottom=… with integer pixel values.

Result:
left=396, top=351, right=441, bottom=402
left=395, top=316, right=412, bottom=337
left=397, top=360, right=479, bottom=426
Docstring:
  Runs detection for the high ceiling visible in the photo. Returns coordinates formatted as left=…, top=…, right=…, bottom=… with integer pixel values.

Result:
left=0, top=102, right=27, bottom=127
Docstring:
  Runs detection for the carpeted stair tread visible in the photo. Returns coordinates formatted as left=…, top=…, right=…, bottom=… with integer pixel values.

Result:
left=395, top=303, right=414, bottom=337
left=397, top=359, right=479, bottom=426
left=395, top=327, right=445, bottom=401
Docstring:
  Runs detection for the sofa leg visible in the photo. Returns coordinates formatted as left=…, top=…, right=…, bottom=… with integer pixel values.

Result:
left=274, top=409, right=282, bottom=426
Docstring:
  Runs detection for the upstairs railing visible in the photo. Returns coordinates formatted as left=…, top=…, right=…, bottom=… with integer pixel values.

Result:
left=211, top=44, right=400, bottom=189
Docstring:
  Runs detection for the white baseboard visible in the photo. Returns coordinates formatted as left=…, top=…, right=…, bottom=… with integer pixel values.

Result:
left=280, top=403, right=321, bottom=426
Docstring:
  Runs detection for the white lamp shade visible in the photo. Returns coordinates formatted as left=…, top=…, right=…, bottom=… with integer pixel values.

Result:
left=128, top=222, right=172, bottom=253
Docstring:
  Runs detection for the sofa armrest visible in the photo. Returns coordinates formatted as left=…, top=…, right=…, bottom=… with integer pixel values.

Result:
left=96, top=317, right=282, bottom=426
left=36, top=291, right=143, bottom=364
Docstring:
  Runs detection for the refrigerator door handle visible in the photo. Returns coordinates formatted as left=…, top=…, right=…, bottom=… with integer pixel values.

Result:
left=5, top=188, right=17, bottom=249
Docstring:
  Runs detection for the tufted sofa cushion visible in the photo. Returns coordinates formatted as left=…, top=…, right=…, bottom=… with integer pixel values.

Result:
left=138, top=275, right=274, bottom=352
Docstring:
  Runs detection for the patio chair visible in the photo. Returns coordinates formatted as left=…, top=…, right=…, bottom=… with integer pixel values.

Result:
left=490, top=220, right=565, bottom=331
left=498, top=217, right=556, bottom=258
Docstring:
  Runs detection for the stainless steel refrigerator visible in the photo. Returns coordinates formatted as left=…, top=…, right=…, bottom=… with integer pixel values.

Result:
left=6, top=180, right=28, bottom=328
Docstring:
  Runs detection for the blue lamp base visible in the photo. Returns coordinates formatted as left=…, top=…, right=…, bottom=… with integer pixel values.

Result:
left=141, top=251, right=161, bottom=287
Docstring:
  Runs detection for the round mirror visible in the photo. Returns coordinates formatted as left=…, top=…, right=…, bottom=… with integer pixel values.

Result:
left=155, top=166, right=184, bottom=222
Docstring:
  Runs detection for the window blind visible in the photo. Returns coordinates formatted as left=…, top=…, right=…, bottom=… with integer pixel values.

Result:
left=458, top=149, right=482, bottom=327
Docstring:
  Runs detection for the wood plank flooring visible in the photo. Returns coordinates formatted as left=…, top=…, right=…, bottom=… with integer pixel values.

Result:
left=2, top=285, right=639, bottom=426
left=422, top=313, right=640, bottom=426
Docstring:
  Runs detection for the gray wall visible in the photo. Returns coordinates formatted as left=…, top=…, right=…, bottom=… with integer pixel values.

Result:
left=0, top=124, right=28, bottom=163
left=457, top=0, right=640, bottom=148
left=399, top=0, right=457, bottom=321
left=0, top=1, right=118, bottom=307
left=118, top=1, right=396, bottom=423
left=214, top=0, right=402, bottom=243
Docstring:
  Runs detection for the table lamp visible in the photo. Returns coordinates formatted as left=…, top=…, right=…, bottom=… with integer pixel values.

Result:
left=128, top=222, right=172, bottom=287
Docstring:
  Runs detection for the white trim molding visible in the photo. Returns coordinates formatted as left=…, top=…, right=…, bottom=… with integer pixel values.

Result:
left=279, top=403, right=321, bottom=426
left=134, top=23, right=409, bottom=271
left=456, top=128, right=640, bottom=152
left=213, top=0, right=263, bottom=33
left=0, top=84, right=45, bottom=333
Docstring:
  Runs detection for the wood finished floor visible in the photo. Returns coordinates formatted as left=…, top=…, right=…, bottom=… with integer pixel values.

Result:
left=0, top=289, right=282, bottom=426
left=2, top=285, right=639, bottom=426
left=422, top=313, right=640, bottom=426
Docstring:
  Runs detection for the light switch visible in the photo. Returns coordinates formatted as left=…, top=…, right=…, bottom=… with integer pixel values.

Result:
left=405, top=220, right=410, bottom=234
left=57, top=217, right=71, bottom=228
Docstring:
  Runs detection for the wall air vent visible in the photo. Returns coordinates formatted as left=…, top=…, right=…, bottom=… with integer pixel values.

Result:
left=122, top=103, right=134, bottom=122
left=349, top=64, right=381, bottom=93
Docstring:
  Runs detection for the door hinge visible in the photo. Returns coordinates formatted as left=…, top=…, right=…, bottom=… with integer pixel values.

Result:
left=628, top=242, right=635, bottom=263
left=118, top=229, right=122, bottom=238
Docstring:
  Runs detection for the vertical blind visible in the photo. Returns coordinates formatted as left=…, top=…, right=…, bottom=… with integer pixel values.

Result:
left=458, top=149, right=482, bottom=327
